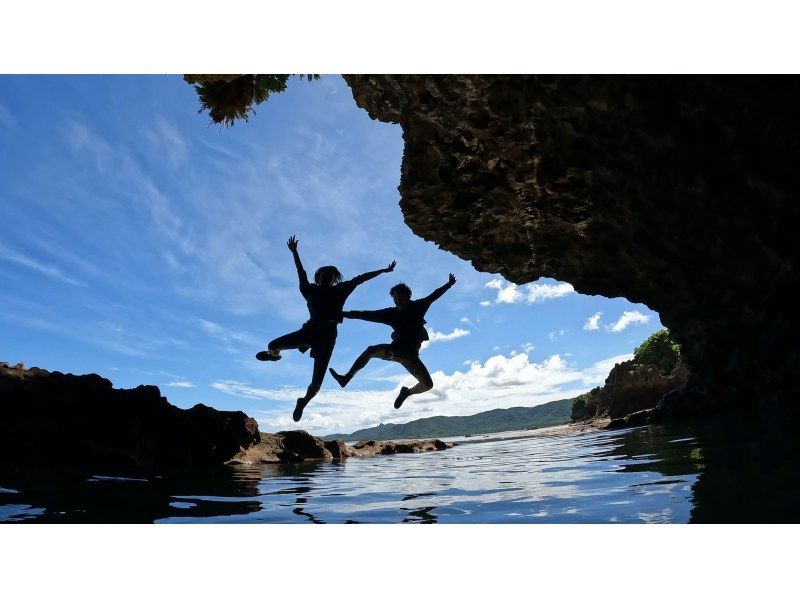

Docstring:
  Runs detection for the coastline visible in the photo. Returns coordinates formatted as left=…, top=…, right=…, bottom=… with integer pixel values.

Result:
left=440, top=417, right=611, bottom=445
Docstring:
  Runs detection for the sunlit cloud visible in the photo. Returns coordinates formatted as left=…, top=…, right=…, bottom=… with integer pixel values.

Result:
left=420, top=327, right=470, bottom=350
left=213, top=351, right=635, bottom=434
left=483, top=278, right=575, bottom=306
left=583, top=312, right=602, bottom=330
left=606, top=310, right=650, bottom=332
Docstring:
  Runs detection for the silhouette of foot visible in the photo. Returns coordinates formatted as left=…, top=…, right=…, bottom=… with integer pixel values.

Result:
left=256, top=351, right=281, bottom=362
left=394, top=386, right=411, bottom=409
left=293, top=397, right=310, bottom=422
left=329, top=368, right=349, bottom=388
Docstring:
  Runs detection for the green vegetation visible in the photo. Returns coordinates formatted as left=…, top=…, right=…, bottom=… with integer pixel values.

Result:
left=323, top=399, right=572, bottom=441
left=570, top=327, right=683, bottom=420
left=570, top=387, right=601, bottom=420
left=633, top=328, right=682, bottom=375
left=184, top=74, right=320, bottom=127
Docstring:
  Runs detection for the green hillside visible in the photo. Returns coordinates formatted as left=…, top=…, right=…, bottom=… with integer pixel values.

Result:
left=323, top=398, right=572, bottom=441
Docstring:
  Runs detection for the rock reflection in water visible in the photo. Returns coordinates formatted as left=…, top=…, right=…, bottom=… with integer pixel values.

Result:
left=2, top=412, right=799, bottom=523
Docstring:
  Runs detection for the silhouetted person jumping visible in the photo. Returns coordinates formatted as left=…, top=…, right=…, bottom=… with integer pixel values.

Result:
left=329, top=274, right=456, bottom=409
left=256, top=235, right=395, bottom=422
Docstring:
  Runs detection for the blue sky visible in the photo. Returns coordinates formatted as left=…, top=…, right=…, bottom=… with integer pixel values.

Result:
left=0, top=75, right=663, bottom=434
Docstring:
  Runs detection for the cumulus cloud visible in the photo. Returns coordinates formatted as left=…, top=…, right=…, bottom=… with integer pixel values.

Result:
left=483, top=279, right=575, bottom=306
left=212, top=351, right=636, bottom=434
left=606, top=310, right=650, bottom=332
left=526, top=282, right=575, bottom=303
left=583, top=312, right=602, bottom=331
left=420, top=327, right=470, bottom=350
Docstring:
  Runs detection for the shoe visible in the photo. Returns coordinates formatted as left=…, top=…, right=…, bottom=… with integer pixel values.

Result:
left=256, top=351, right=281, bottom=361
left=329, top=368, right=349, bottom=388
left=293, top=398, right=310, bottom=422
left=394, top=386, right=411, bottom=409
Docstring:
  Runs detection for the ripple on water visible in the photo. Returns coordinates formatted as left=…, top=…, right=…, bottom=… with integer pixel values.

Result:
left=8, top=420, right=790, bottom=523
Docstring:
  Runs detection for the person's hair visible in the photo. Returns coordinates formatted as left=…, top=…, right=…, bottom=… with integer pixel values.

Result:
left=390, top=283, right=412, bottom=301
left=314, top=266, right=343, bottom=285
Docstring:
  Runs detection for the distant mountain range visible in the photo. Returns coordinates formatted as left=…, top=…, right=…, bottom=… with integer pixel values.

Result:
left=322, top=398, right=572, bottom=441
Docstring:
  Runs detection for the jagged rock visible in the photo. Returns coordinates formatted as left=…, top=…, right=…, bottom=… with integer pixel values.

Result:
left=607, top=408, right=662, bottom=430
left=227, top=432, right=455, bottom=463
left=323, top=439, right=349, bottom=460
left=277, top=429, right=332, bottom=460
left=604, top=360, right=689, bottom=418
left=344, top=75, right=800, bottom=412
left=349, top=438, right=455, bottom=457
left=0, top=363, right=260, bottom=474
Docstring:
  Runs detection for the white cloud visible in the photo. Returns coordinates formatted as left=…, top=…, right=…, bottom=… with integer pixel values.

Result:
left=213, top=351, right=636, bottom=434
left=0, top=242, right=85, bottom=287
left=583, top=312, right=602, bottom=331
left=483, top=278, right=575, bottom=306
left=606, top=310, right=651, bottom=332
left=167, top=380, right=195, bottom=388
left=521, top=342, right=535, bottom=354
left=526, top=282, right=575, bottom=303
left=460, top=317, right=472, bottom=325
left=548, top=329, right=565, bottom=340
left=420, top=327, right=470, bottom=350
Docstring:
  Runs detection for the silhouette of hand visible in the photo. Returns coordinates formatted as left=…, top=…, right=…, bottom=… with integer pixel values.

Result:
left=386, top=260, right=397, bottom=272
left=449, top=273, right=457, bottom=285
left=287, top=235, right=299, bottom=252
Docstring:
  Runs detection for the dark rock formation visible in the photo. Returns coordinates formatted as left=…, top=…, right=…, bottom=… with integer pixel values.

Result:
left=228, top=432, right=455, bottom=464
left=574, top=359, right=688, bottom=422
left=344, top=75, right=800, bottom=412
left=0, top=363, right=259, bottom=474
left=604, top=360, right=689, bottom=418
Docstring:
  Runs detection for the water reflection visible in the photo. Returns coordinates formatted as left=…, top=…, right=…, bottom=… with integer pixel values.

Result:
left=2, top=411, right=798, bottom=523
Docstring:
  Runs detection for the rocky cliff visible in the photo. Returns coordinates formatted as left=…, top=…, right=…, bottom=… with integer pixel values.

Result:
left=573, top=359, right=689, bottom=421
left=343, top=75, right=800, bottom=413
left=0, top=363, right=454, bottom=474
left=0, top=362, right=260, bottom=474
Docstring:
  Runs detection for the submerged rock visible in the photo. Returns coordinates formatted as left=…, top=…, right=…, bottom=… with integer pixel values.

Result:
left=0, top=362, right=259, bottom=474
left=344, top=75, right=800, bottom=414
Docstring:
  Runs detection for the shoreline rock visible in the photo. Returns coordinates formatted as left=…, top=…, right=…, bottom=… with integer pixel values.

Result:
left=1, top=362, right=259, bottom=474
left=227, top=430, right=455, bottom=465
left=1, top=363, right=455, bottom=473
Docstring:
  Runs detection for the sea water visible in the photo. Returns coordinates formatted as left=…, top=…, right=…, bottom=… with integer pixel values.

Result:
left=2, top=417, right=797, bottom=523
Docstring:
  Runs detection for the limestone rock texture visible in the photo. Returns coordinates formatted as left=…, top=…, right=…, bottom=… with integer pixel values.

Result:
left=344, top=75, right=800, bottom=411
left=0, top=362, right=260, bottom=474
left=603, top=360, right=688, bottom=419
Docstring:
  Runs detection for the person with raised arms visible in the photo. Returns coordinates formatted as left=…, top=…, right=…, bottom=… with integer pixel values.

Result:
left=256, top=235, right=396, bottom=422
left=329, top=274, right=456, bottom=409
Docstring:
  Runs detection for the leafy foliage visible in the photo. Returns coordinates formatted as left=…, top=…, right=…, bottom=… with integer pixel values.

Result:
left=571, top=386, right=601, bottom=420
left=184, top=74, right=320, bottom=127
left=633, top=328, right=682, bottom=375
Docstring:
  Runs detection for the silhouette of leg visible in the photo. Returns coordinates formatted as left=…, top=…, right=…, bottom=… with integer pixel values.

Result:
left=294, top=344, right=335, bottom=422
left=330, top=344, right=393, bottom=387
left=258, top=328, right=309, bottom=361
left=394, top=354, right=433, bottom=409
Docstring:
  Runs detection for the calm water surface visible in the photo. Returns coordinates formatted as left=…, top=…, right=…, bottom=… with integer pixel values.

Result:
left=2, top=417, right=797, bottom=523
